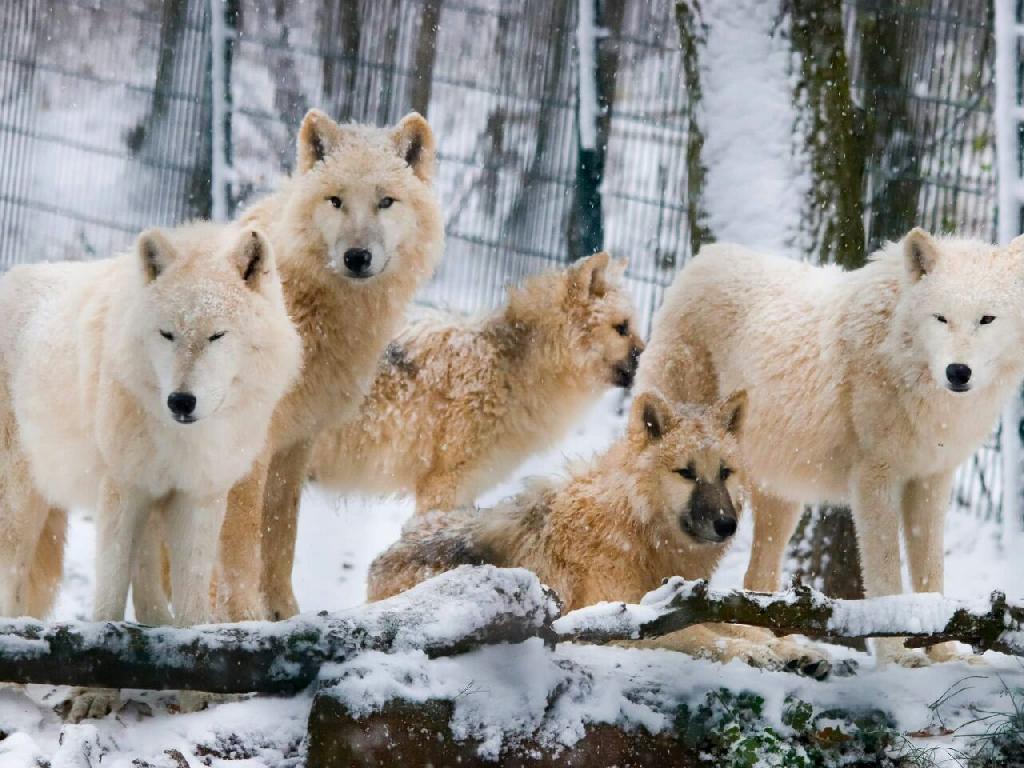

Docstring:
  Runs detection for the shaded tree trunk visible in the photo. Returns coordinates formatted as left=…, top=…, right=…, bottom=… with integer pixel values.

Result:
left=675, top=0, right=713, bottom=257
left=408, top=0, right=442, bottom=116
left=569, top=0, right=626, bottom=260
left=0, top=568, right=556, bottom=693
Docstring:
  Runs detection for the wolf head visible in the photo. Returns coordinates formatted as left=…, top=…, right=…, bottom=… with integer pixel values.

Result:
left=626, top=389, right=746, bottom=545
left=124, top=224, right=301, bottom=426
left=898, top=228, right=1024, bottom=395
left=284, top=109, right=443, bottom=283
left=508, top=251, right=645, bottom=389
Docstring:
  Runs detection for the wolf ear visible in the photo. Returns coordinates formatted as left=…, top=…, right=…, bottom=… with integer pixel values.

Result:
left=1008, top=233, right=1024, bottom=253
left=630, top=390, right=673, bottom=443
left=297, top=109, right=344, bottom=173
left=391, top=112, right=435, bottom=182
left=715, top=389, right=747, bottom=436
left=904, top=228, right=940, bottom=282
left=137, top=229, right=176, bottom=283
left=569, top=251, right=611, bottom=299
left=231, top=229, right=273, bottom=291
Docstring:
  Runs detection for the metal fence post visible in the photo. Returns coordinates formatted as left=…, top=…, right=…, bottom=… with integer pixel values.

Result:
left=572, top=0, right=603, bottom=259
left=209, top=0, right=236, bottom=221
left=995, top=0, right=1024, bottom=577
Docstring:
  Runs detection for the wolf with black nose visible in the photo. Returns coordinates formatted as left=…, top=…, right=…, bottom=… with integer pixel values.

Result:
left=367, top=389, right=748, bottom=610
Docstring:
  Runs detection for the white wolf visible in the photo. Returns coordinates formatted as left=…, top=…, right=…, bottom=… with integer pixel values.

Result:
left=638, top=229, right=1024, bottom=664
left=0, top=222, right=301, bottom=646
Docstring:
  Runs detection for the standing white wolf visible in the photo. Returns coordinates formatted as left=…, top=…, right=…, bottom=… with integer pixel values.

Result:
left=0, top=222, right=301, bottom=699
left=638, top=229, right=1024, bottom=664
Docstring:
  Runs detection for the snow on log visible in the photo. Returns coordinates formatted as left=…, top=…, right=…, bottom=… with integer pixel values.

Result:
left=0, top=566, right=558, bottom=693
left=555, top=577, right=1024, bottom=654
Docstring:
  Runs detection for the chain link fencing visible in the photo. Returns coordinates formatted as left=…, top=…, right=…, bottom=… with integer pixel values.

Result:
left=0, top=0, right=1003, bottom=520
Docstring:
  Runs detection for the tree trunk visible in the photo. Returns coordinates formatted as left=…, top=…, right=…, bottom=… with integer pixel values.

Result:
left=675, top=0, right=713, bottom=258
left=408, top=0, right=442, bottom=116
left=556, top=578, right=1023, bottom=655
left=0, top=567, right=556, bottom=693
left=319, top=0, right=361, bottom=122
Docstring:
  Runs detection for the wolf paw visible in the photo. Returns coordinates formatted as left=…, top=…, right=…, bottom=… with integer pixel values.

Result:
left=177, top=691, right=241, bottom=713
left=773, top=641, right=833, bottom=680
left=926, top=641, right=986, bottom=666
left=266, top=590, right=299, bottom=621
left=66, top=688, right=119, bottom=722
left=881, top=648, right=931, bottom=668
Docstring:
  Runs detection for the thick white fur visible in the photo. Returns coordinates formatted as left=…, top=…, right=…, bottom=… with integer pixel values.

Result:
left=638, top=229, right=1024, bottom=664
left=0, top=221, right=301, bottom=632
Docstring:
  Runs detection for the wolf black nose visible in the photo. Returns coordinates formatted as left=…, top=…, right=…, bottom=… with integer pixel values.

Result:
left=167, top=391, right=197, bottom=418
left=946, top=363, right=972, bottom=388
left=343, top=248, right=373, bottom=275
left=713, top=517, right=737, bottom=539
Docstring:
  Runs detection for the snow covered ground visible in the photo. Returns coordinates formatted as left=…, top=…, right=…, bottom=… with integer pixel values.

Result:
left=0, top=389, right=1021, bottom=766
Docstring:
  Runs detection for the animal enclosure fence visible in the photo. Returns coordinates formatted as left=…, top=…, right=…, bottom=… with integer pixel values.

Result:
left=0, top=0, right=1006, bottom=521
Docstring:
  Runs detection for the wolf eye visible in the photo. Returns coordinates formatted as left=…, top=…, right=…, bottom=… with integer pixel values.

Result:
left=720, top=465, right=733, bottom=481
left=327, top=196, right=342, bottom=209
left=378, top=196, right=395, bottom=209
left=676, top=464, right=697, bottom=481
left=980, top=315, right=996, bottom=325
left=208, top=331, right=227, bottom=342
left=159, top=330, right=174, bottom=341
left=933, top=314, right=947, bottom=324
left=613, top=321, right=630, bottom=337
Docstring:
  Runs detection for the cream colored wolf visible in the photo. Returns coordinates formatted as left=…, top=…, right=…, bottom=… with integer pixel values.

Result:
left=0, top=222, right=302, bottom=716
left=309, top=251, right=644, bottom=512
left=367, top=390, right=827, bottom=673
left=166, top=110, right=445, bottom=623
left=638, top=229, right=1024, bottom=664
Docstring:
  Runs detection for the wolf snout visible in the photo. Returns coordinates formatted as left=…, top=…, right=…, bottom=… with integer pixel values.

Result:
left=945, top=363, right=972, bottom=392
left=612, top=345, right=644, bottom=388
left=167, top=391, right=198, bottom=423
left=713, top=516, right=737, bottom=539
left=343, top=247, right=373, bottom=278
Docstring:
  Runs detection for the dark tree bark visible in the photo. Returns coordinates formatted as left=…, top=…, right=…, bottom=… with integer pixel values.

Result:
left=307, top=697, right=702, bottom=767
left=557, top=579, right=1023, bottom=655
left=319, top=0, right=362, bottom=122
left=408, top=0, right=442, bottom=116
left=0, top=568, right=557, bottom=693
left=675, top=0, right=713, bottom=257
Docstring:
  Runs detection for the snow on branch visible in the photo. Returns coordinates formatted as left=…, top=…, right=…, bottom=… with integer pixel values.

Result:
left=0, top=566, right=558, bottom=693
left=555, top=577, right=1024, bottom=654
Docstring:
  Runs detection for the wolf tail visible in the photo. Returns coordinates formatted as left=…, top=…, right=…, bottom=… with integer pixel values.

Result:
left=366, top=515, right=490, bottom=601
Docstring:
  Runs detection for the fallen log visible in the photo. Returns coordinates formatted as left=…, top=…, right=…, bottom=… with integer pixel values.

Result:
left=0, top=566, right=558, bottom=693
left=555, top=578, right=1024, bottom=654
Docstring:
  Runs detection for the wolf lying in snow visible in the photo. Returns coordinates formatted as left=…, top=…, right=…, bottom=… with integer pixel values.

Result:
left=638, top=229, right=1024, bottom=665
left=133, top=110, right=445, bottom=624
left=0, top=223, right=302, bottom=717
left=309, top=251, right=645, bottom=512
left=367, top=390, right=829, bottom=674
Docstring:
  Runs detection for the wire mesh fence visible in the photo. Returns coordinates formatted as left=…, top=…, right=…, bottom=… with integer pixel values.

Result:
left=0, top=0, right=1005, bottom=520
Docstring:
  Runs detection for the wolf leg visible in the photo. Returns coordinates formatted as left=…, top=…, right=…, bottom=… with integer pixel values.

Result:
left=851, top=465, right=926, bottom=666
left=165, top=492, right=226, bottom=627
left=131, top=506, right=174, bottom=626
left=26, top=506, right=68, bottom=618
left=69, top=481, right=148, bottom=722
left=743, top=488, right=802, bottom=592
left=0, top=475, right=51, bottom=617
left=904, top=472, right=971, bottom=663
left=217, top=451, right=270, bottom=621
left=261, top=439, right=313, bottom=620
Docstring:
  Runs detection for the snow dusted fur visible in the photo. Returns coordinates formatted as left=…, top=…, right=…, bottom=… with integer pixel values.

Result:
left=197, top=110, right=444, bottom=622
left=0, top=222, right=301, bottom=635
left=638, top=229, right=1024, bottom=665
left=367, top=391, right=827, bottom=672
left=309, top=252, right=644, bottom=513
